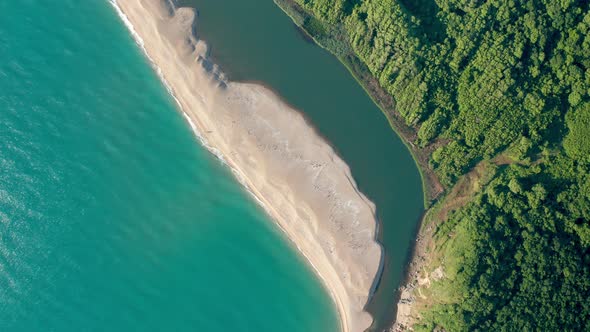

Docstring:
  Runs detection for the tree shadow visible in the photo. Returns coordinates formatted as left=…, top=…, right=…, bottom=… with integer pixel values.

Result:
left=398, top=0, right=447, bottom=44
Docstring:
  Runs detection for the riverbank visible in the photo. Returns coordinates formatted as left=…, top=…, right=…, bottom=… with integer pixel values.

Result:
left=270, top=1, right=590, bottom=332
left=112, top=1, right=383, bottom=331
left=270, top=0, right=446, bottom=330
left=272, top=0, right=444, bottom=208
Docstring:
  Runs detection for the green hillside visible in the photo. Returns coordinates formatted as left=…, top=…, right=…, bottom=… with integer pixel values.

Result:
left=276, top=0, right=590, bottom=330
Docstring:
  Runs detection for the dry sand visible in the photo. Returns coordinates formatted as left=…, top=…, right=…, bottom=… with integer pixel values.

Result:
left=111, top=1, right=382, bottom=331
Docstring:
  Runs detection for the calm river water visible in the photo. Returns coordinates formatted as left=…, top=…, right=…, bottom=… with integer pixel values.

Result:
left=177, top=0, right=424, bottom=329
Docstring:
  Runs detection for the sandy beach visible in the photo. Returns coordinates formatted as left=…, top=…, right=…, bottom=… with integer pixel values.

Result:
left=111, top=1, right=382, bottom=331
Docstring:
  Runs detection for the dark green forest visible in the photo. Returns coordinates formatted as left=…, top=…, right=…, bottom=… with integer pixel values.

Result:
left=280, top=0, right=590, bottom=329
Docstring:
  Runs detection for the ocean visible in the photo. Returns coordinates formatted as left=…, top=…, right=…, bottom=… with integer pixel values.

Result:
left=0, top=1, right=338, bottom=331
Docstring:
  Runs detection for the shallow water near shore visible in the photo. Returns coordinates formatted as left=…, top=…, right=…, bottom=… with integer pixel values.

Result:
left=178, top=0, right=424, bottom=329
left=0, top=1, right=338, bottom=331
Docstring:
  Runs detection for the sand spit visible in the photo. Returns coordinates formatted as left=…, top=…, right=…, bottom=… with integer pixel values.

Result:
left=112, top=1, right=382, bottom=331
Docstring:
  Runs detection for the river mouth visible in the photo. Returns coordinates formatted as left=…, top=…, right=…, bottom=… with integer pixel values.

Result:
left=175, top=0, right=424, bottom=330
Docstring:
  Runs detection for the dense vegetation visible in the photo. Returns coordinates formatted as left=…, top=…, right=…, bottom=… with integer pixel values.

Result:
left=280, top=0, right=590, bottom=330
left=422, top=155, right=590, bottom=330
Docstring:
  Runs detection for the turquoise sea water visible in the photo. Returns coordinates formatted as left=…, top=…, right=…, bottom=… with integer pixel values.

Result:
left=0, top=1, right=338, bottom=331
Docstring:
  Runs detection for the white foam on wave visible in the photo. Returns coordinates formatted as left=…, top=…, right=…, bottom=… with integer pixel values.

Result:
left=108, top=1, right=225, bottom=160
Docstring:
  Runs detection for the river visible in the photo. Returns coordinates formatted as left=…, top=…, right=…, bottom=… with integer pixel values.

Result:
left=176, top=0, right=425, bottom=329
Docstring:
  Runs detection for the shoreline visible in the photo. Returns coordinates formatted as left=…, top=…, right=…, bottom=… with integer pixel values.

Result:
left=110, top=1, right=384, bottom=331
